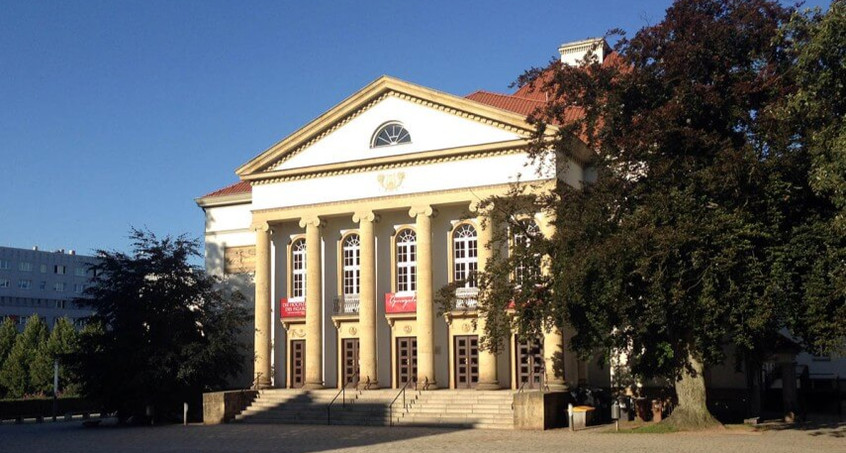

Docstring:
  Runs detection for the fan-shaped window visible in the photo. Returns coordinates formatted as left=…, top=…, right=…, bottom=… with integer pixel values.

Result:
left=371, top=122, right=411, bottom=148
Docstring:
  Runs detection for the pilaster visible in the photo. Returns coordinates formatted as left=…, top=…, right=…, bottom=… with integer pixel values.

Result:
left=409, top=205, right=437, bottom=390
left=253, top=223, right=272, bottom=389
left=353, top=210, right=379, bottom=389
left=300, top=215, right=324, bottom=389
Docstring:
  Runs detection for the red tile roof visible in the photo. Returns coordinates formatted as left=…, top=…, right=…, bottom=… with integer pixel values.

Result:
left=465, top=90, right=547, bottom=117
left=201, top=180, right=251, bottom=199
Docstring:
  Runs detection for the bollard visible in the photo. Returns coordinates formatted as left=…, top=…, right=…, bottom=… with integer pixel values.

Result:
left=183, top=402, right=188, bottom=426
left=568, top=403, right=574, bottom=432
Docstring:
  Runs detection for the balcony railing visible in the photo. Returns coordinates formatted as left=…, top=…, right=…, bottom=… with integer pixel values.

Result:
left=334, top=295, right=360, bottom=314
left=455, top=287, right=479, bottom=310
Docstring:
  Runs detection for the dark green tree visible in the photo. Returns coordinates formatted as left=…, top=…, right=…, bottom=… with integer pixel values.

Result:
left=31, top=317, right=80, bottom=395
left=0, top=317, right=19, bottom=397
left=773, top=1, right=846, bottom=357
left=0, top=315, right=48, bottom=398
left=473, top=0, right=843, bottom=428
left=69, top=229, right=249, bottom=422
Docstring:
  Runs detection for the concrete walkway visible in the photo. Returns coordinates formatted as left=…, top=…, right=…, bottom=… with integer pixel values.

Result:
left=0, top=420, right=843, bottom=453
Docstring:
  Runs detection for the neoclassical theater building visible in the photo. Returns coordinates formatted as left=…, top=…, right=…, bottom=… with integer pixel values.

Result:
left=197, top=39, right=615, bottom=392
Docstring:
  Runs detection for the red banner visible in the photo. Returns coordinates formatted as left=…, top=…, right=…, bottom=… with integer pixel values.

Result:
left=280, top=298, right=305, bottom=318
left=385, top=292, right=417, bottom=314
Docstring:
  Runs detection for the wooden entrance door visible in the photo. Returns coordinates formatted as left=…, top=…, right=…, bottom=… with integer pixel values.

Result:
left=396, top=337, right=417, bottom=387
left=291, top=340, right=305, bottom=389
left=454, top=335, right=479, bottom=389
left=342, top=338, right=360, bottom=387
left=515, top=337, right=544, bottom=390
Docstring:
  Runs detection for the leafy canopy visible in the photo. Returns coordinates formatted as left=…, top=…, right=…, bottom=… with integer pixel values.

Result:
left=70, top=229, right=249, bottom=421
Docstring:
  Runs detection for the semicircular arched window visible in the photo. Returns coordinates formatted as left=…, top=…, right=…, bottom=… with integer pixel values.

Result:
left=371, top=122, right=411, bottom=148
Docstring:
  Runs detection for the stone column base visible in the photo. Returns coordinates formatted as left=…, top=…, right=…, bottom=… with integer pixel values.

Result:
left=546, top=381, right=568, bottom=392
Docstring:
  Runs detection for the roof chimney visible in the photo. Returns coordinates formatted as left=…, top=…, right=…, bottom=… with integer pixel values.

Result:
left=32, top=246, right=38, bottom=251
left=559, top=38, right=609, bottom=66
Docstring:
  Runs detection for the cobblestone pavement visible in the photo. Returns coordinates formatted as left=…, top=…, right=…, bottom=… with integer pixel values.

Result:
left=1, top=421, right=843, bottom=453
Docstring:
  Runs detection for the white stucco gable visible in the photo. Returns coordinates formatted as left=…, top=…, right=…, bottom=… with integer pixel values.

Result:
left=272, top=95, right=522, bottom=171
left=236, top=76, right=540, bottom=180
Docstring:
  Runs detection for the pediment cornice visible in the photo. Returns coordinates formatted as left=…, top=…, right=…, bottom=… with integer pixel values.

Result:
left=235, top=76, right=549, bottom=179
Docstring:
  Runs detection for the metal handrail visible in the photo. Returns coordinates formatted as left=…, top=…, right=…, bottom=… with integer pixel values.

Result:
left=327, top=372, right=359, bottom=425
left=389, top=379, right=417, bottom=426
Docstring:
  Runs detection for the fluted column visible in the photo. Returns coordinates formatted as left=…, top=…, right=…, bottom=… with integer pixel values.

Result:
left=538, top=212, right=567, bottom=391
left=301, top=216, right=324, bottom=389
left=410, top=205, right=437, bottom=390
left=253, top=223, right=272, bottom=389
left=474, top=208, right=500, bottom=390
left=353, top=210, right=379, bottom=389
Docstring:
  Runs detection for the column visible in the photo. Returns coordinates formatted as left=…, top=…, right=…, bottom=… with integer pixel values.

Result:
left=474, top=208, right=500, bottom=390
left=253, top=223, right=272, bottom=389
left=538, top=212, right=567, bottom=391
left=301, top=216, right=324, bottom=389
left=353, top=210, right=379, bottom=389
left=410, top=205, right=437, bottom=390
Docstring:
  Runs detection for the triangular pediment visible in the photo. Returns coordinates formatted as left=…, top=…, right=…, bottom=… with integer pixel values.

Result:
left=236, top=76, right=539, bottom=180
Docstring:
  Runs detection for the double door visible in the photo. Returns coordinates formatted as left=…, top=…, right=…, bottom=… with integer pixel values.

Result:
left=342, top=338, right=360, bottom=387
left=291, top=340, right=305, bottom=389
left=396, top=337, right=417, bottom=386
left=454, top=335, right=479, bottom=389
left=515, top=337, right=544, bottom=389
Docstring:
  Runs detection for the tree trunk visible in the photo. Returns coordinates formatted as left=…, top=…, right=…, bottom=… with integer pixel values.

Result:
left=663, top=353, right=721, bottom=429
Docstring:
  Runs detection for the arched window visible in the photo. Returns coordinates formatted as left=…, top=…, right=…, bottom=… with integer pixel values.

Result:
left=342, top=234, right=361, bottom=296
left=453, top=224, right=478, bottom=288
left=396, top=228, right=417, bottom=292
left=291, top=238, right=306, bottom=299
left=371, top=122, right=411, bottom=148
left=512, top=220, right=540, bottom=285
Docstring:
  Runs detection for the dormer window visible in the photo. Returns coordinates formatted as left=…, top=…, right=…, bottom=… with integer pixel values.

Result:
left=371, top=122, right=411, bottom=148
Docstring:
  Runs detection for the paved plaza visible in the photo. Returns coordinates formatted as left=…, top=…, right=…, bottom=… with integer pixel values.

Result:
left=0, top=421, right=843, bottom=453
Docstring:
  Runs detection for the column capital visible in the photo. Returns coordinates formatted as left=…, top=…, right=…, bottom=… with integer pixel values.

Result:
left=352, top=210, right=380, bottom=224
left=469, top=200, right=492, bottom=215
left=298, top=215, right=322, bottom=228
left=251, top=222, right=271, bottom=233
left=408, top=205, right=436, bottom=218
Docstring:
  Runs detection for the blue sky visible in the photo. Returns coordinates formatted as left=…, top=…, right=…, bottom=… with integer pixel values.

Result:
left=0, top=1, right=831, bottom=258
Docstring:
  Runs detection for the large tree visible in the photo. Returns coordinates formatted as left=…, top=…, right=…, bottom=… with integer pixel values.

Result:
left=70, top=229, right=249, bottom=422
left=0, top=315, right=48, bottom=398
left=476, top=0, right=844, bottom=427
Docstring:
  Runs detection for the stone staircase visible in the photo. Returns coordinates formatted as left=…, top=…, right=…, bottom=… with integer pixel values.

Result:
left=233, top=388, right=515, bottom=429
left=393, top=390, right=515, bottom=429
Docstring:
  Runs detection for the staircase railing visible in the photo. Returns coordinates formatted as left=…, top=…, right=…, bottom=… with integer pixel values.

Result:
left=327, top=372, right=359, bottom=425
left=389, top=379, right=417, bottom=426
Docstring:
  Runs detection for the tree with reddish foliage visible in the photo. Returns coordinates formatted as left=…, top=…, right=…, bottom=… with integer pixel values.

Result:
left=476, top=0, right=844, bottom=428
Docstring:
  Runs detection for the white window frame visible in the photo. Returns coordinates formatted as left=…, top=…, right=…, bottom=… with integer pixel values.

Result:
left=371, top=122, right=411, bottom=148
left=0, top=279, right=10, bottom=288
left=0, top=260, right=10, bottom=270
left=396, top=228, right=417, bottom=293
left=513, top=220, right=541, bottom=286
left=19, top=262, right=32, bottom=272
left=18, top=279, right=32, bottom=290
left=290, top=238, right=306, bottom=300
left=54, top=282, right=65, bottom=292
left=342, top=234, right=361, bottom=297
left=453, top=223, right=478, bottom=288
